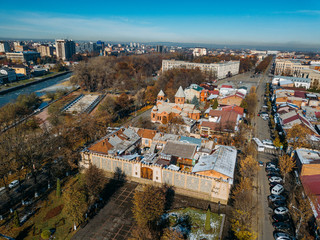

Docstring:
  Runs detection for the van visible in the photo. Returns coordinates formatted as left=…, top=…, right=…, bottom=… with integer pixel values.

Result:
left=9, top=180, right=19, bottom=189
left=271, top=184, right=284, bottom=195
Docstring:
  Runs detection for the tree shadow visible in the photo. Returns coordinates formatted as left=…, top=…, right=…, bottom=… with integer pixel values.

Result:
left=16, top=224, right=34, bottom=240
left=100, top=167, right=126, bottom=204
left=164, top=185, right=175, bottom=211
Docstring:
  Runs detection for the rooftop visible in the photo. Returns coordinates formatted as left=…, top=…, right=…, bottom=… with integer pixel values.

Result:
left=296, top=148, right=320, bottom=165
left=192, top=145, right=237, bottom=184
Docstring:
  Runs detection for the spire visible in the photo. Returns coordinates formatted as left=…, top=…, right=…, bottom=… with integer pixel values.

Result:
left=158, top=90, right=165, bottom=96
left=175, top=86, right=186, bottom=98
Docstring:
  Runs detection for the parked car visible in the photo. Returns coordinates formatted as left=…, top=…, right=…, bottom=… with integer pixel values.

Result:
left=259, top=161, right=264, bottom=167
left=269, top=195, right=286, bottom=202
left=271, top=184, right=284, bottom=195
left=267, top=172, right=282, bottom=178
left=0, top=186, right=6, bottom=195
left=270, top=182, right=280, bottom=188
left=274, top=207, right=289, bottom=215
left=263, top=139, right=273, bottom=145
left=266, top=167, right=280, bottom=173
left=273, top=222, right=293, bottom=232
left=266, top=162, right=277, bottom=168
left=273, top=231, right=296, bottom=240
left=272, top=214, right=291, bottom=223
left=272, top=200, right=287, bottom=208
left=269, top=176, right=283, bottom=183
left=9, top=180, right=19, bottom=189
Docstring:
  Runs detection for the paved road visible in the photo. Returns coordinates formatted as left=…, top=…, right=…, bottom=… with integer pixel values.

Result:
left=252, top=60, right=276, bottom=240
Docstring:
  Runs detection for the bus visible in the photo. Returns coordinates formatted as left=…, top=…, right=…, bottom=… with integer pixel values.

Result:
left=253, top=138, right=265, bottom=152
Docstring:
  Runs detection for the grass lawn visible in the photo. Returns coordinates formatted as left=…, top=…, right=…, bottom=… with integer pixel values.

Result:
left=163, top=207, right=223, bottom=240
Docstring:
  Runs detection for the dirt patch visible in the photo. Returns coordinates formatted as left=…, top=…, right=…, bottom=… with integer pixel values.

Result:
left=43, top=204, right=64, bottom=221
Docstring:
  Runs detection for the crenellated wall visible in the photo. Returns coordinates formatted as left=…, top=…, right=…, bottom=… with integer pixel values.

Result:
left=81, top=151, right=231, bottom=204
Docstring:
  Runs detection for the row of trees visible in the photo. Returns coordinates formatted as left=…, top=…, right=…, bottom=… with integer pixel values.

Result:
left=255, top=55, right=273, bottom=73
left=240, top=86, right=258, bottom=119
left=231, top=144, right=259, bottom=240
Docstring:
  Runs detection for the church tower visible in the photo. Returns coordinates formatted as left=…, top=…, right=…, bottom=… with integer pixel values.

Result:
left=175, top=86, right=186, bottom=104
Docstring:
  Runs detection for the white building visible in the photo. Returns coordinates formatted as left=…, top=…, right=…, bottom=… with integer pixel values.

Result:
left=0, top=41, right=10, bottom=53
left=55, top=39, right=76, bottom=61
left=193, top=48, right=207, bottom=57
left=162, top=60, right=240, bottom=79
left=0, top=67, right=17, bottom=82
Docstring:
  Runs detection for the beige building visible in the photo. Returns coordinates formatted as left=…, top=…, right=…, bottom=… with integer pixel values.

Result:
left=298, top=69, right=320, bottom=89
left=37, top=45, right=54, bottom=57
left=275, top=59, right=308, bottom=76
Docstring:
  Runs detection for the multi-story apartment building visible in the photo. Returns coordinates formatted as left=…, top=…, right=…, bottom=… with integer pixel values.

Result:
left=193, top=48, right=207, bottom=57
left=162, top=59, right=240, bottom=79
left=6, top=51, right=40, bottom=63
left=37, top=44, right=54, bottom=57
left=274, top=59, right=308, bottom=76
left=0, top=41, right=10, bottom=52
left=55, top=39, right=76, bottom=61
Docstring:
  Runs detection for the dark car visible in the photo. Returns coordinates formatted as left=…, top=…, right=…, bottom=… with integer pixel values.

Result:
left=273, top=231, right=296, bottom=240
left=272, top=200, right=287, bottom=208
left=272, top=214, right=291, bottom=223
left=268, top=194, right=286, bottom=202
left=266, top=168, right=280, bottom=173
left=268, top=172, right=282, bottom=178
left=273, top=222, right=293, bottom=232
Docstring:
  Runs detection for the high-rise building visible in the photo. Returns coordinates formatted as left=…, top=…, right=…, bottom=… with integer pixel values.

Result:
left=37, top=44, right=54, bottom=57
left=55, top=39, right=76, bottom=61
left=156, top=45, right=164, bottom=53
left=0, top=41, right=10, bottom=52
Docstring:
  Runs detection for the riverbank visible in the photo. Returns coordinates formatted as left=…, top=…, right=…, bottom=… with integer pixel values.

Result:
left=0, top=71, right=71, bottom=95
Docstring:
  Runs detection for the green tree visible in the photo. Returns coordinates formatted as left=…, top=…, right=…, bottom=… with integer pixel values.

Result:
left=191, top=95, right=200, bottom=109
left=13, top=210, right=20, bottom=227
left=212, top=98, right=218, bottom=109
left=205, top=207, right=211, bottom=232
left=56, top=178, right=61, bottom=198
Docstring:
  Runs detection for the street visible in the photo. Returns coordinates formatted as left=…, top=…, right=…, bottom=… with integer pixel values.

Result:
left=253, top=61, right=275, bottom=240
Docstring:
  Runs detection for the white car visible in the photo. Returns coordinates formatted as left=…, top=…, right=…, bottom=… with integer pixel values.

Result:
left=266, top=162, right=277, bottom=169
left=269, top=176, right=283, bottom=183
left=262, top=139, right=273, bottom=145
left=9, top=180, right=19, bottom=189
left=271, top=184, right=284, bottom=195
left=274, top=206, right=289, bottom=215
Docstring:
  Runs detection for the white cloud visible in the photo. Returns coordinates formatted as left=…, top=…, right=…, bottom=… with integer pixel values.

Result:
left=0, top=12, right=180, bottom=41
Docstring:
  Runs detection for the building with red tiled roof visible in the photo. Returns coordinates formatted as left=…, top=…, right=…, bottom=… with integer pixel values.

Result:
left=221, top=105, right=244, bottom=115
left=137, top=128, right=157, bottom=148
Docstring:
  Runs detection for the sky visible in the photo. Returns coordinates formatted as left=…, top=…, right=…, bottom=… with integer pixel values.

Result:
left=0, top=0, right=320, bottom=47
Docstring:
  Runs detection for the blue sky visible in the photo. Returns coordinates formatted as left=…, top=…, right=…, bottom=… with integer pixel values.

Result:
left=0, top=0, right=320, bottom=46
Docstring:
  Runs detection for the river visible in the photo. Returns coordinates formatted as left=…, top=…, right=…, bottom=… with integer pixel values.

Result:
left=0, top=72, right=73, bottom=107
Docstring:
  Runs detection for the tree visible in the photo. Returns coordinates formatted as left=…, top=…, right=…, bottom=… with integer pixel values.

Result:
left=205, top=207, right=211, bottom=232
left=273, top=134, right=282, bottom=148
left=212, top=98, right=218, bottom=109
left=13, top=210, right=20, bottom=227
left=63, top=185, right=88, bottom=230
left=287, top=124, right=310, bottom=149
left=191, top=96, right=199, bottom=109
left=278, top=155, right=295, bottom=183
left=239, top=155, right=259, bottom=179
left=84, top=164, right=106, bottom=204
left=56, top=178, right=61, bottom=197
left=132, top=185, right=166, bottom=238
left=161, top=228, right=184, bottom=240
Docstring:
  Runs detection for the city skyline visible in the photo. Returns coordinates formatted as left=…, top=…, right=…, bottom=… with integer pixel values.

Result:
left=0, top=0, right=320, bottom=48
